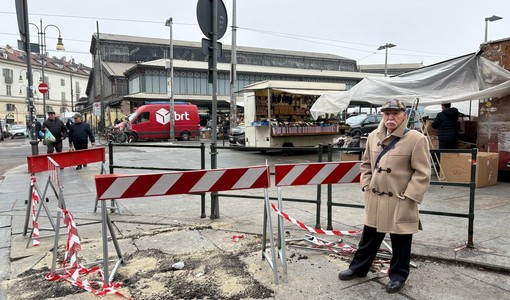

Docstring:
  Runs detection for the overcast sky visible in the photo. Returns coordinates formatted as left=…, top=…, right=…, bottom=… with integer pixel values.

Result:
left=1, top=0, right=509, bottom=68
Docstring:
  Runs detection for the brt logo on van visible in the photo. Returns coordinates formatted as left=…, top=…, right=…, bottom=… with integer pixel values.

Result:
left=156, top=108, right=190, bottom=125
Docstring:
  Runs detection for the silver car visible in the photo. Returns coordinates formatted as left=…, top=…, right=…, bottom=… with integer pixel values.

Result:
left=9, top=124, right=29, bottom=139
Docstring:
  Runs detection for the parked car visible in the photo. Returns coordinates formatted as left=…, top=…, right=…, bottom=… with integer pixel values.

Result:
left=229, top=126, right=245, bottom=146
left=345, top=114, right=383, bottom=137
left=0, top=120, right=8, bottom=140
left=9, top=124, right=29, bottom=139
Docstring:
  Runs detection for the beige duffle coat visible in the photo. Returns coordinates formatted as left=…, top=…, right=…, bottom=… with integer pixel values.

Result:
left=360, top=120, right=431, bottom=234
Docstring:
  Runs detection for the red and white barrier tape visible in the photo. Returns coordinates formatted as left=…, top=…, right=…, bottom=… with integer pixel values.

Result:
left=45, top=208, right=131, bottom=299
left=30, top=176, right=40, bottom=246
left=270, top=203, right=363, bottom=236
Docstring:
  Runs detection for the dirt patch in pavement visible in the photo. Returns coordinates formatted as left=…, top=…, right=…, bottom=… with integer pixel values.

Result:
left=118, top=248, right=274, bottom=299
left=4, top=231, right=275, bottom=300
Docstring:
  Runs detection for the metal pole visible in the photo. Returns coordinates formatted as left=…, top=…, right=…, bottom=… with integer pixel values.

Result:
left=484, top=19, right=489, bottom=43
left=166, top=18, right=175, bottom=141
left=18, top=1, right=39, bottom=155
left=384, top=45, right=389, bottom=77
left=210, top=0, right=219, bottom=218
left=229, top=0, right=237, bottom=130
left=467, top=148, right=477, bottom=248
left=315, top=144, right=323, bottom=229
left=40, top=19, right=47, bottom=117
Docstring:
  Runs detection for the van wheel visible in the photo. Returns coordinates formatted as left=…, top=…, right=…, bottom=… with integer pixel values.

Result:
left=180, top=131, right=191, bottom=141
left=129, top=133, right=138, bottom=143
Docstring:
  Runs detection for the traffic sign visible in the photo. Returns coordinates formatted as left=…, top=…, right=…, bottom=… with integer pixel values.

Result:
left=38, top=83, right=48, bottom=94
left=196, top=0, right=228, bottom=40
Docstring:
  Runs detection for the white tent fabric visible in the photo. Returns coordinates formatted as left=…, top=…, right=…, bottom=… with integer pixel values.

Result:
left=311, top=53, right=510, bottom=119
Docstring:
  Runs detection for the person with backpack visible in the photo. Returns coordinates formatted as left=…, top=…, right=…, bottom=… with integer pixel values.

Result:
left=338, top=99, right=431, bottom=293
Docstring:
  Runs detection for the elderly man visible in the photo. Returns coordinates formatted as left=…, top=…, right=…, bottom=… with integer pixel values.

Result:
left=338, top=99, right=431, bottom=293
left=68, top=113, right=95, bottom=170
left=42, top=110, right=68, bottom=154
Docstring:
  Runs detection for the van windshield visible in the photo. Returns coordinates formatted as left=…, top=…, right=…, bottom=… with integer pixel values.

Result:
left=127, top=112, right=137, bottom=121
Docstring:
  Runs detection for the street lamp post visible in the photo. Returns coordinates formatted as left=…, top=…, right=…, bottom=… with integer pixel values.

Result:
left=19, top=85, right=28, bottom=95
left=484, top=15, right=503, bottom=42
left=19, top=69, right=42, bottom=83
left=165, top=17, right=175, bottom=142
left=377, top=43, right=396, bottom=77
left=29, top=19, right=65, bottom=117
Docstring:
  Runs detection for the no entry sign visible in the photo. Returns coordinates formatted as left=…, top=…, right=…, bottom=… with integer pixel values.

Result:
left=38, top=83, right=48, bottom=94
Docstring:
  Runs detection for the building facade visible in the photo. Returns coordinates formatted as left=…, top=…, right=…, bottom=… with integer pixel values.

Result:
left=85, top=33, right=383, bottom=127
left=0, top=45, right=90, bottom=125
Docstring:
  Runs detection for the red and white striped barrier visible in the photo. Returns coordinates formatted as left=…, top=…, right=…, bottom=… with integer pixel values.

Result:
left=95, top=165, right=270, bottom=200
left=30, top=176, right=40, bottom=246
left=45, top=208, right=129, bottom=298
left=271, top=203, right=362, bottom=236
left=27, top=147, right=106, bottom=173
left=24, top=147, right=108, bottom=240
left=275, top=161, right=361, bottom=187
left=94, top=165, right=279, bottom=285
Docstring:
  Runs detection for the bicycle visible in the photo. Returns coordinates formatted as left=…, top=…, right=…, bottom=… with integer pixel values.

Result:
left=98, top=128, right=128, bottom=144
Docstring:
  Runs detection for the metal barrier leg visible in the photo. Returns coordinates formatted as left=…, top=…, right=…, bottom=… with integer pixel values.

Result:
left=101, top=201, right=110, bottom=285
left=261, top=197, right=268, bottom=259
left=50, top=208, right=62, bottom=274
left=261, top=188, right=279, bottom=284
left=101, top=200, right=124, bottom=285
left=277, top=187, right=288, bottom=282
left=23, top=177, right=34, bottom=236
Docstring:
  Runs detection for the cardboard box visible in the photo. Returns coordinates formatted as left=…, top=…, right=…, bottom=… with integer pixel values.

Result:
left=441, top=152, right=499, bottom=188
left=340, top=152, right=361, bottom=161
left=423, top=120, right=439, bottom=136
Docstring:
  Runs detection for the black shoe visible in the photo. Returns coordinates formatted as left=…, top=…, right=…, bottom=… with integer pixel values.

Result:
left=83, top=164, right=87, bottom=167
left=386, top=281, right=404, bottom=293
left=338, top=269, right=366, bottom=281
left=75, top=165, right=82, bottom=170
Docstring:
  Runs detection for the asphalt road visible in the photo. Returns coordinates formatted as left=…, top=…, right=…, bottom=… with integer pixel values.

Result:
left=0, top=137, right=33, bottom=180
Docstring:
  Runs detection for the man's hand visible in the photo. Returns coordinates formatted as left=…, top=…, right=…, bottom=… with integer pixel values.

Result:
left=91, top=143, right=96, bottom=148
left=69, top=145, right=75, bottom=151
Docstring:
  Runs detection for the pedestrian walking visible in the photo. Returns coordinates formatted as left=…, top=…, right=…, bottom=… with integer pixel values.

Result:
left=431, top=103, right=460, bottom=149
left=68, top=113, right=95, bottom=170
left=338, top=99, right=431, bottom=293
left=35, top=119, right=42, bottom=141
left=42, top=110, right=68, bottom=154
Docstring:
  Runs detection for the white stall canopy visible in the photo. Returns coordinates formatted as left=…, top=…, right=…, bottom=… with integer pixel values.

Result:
left=311, top=52, right=510, bottom=119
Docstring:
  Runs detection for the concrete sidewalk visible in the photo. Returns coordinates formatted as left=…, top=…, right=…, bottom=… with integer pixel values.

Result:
left=1, top=145, right=510, bottom=299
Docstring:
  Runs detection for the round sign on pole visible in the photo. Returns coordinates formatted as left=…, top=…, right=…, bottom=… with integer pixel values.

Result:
left=38, top=83, right=49, bottom=94
left=197, top=0, right=228, bottom=40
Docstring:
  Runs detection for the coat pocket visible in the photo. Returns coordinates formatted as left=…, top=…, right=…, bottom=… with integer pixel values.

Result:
left=396, top=197, right=418, bottom=223
left=364, top=191, right=377, bottom=225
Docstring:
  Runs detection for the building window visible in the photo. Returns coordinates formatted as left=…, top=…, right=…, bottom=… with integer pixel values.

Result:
left=6, top=103, right=15, bottom=111
left=61, top=79, right=65, bottom=86
left=3, top=68, right=13, bottom=84
left=61, top=92, right=66, bottom=101
left=129, top=76, right=140, bottom=94
left=6, top=84, right=11, bottom=96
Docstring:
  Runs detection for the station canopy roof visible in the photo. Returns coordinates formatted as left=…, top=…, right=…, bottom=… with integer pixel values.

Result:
left=240, top=80, right=347, bottom=96
left=310, top=52, right=510, bottom=119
